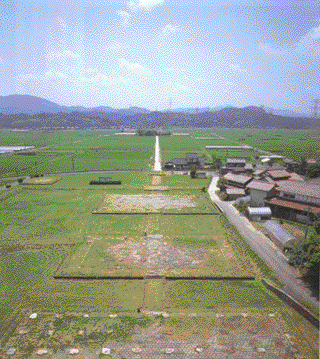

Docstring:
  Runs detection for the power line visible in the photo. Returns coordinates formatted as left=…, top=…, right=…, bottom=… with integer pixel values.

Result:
left=312, top=99, right=320, bottom=118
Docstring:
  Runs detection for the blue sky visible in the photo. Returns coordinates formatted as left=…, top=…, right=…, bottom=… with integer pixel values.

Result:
left=0, top=0, right=319, bottom=113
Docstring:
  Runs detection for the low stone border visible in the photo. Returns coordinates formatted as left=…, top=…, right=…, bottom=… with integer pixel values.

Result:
left=92, top=212, right=220, bottom=215
left=261, top=279, right=319, bottom=329
left=54, top=276, right=255, bottom=281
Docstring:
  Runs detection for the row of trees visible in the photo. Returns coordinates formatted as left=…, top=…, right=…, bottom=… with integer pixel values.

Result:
left=288, top=216, right=320, bottom=292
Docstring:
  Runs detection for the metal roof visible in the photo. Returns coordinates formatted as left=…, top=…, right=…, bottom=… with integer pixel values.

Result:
left=226, top=158, right=247, bottom=163
left=224, top=173, right=253, bottom=184
left=235, top=195, right=250, bottom=204
left=268, top=170, right=291, bottom=179
left=226, top=188, right=246, bottom=194
left=266, top=197, right=320, bottom=213
left=247, top=180, right=275, bottom=192
left=173, top=158, right=188, bottom=165
left=263, top=220, right=296, bottom=245
left=186, top=153, right=199, bottom=158
left=247, top=207, right=272, bottom=215
left=276, top=180, right=320, bottom=199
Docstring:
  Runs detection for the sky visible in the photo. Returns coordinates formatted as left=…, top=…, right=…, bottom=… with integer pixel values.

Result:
left=0, top=0, right=319, bottom=113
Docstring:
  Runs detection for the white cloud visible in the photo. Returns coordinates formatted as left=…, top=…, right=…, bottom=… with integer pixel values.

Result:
left=258, top=42, right=283, bottom=55
left=0, top=56, right=3, bottom=64
left=128, top=0, right=164, bottom=10
left=229, top=64, right=247, bottom=73
left=80, top=73, right=110, bottom=86
left=57, top=17, right=67, bottom=31
left=47, top=50, right=81, bottom=60
left=86, top=68, right=98, bottom=74
left=109, top=42, right=123, bottom=52
left=45, top=70, right=68, bottom=79
left=259, top=21, right=320, bottom=57
left=79, top=73, right=133, bottom=88
left=162, top=24, right=179, bottom=36
left=119, top=58, right=153, bottom=76
left=295, top=22, right=320, bottom=53
left=117, top=11, right=131, bottom=26
left=110, top=76, right=133, bottom=86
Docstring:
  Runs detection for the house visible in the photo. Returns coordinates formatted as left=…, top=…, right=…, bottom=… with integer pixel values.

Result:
left=162, top=161, right=174, bottom=170
left=196, top=171, right=207, bottom=179
left=246, top=180, right=276, bottom=207
left=173, top=158, right=188, bottom=171
left=231, top=168, right=246, bottom=174
left=244, top=163, right=254, bottom=174
left=164, top=153, right=206, bottom=171
left=247, top=207, right=272, bottom=221
left=226, top=158, right=246, bottom=168
left=265, top=180, right=320, bottom=223
left=224, top=173, right=253, bottom=188
left=267, top=170, right=291, bottom=181
left=283, top=158, right=300, bottom=172
left=226, top=188, right=246, bottom=200
left=185, top=153, right=206, bottom=169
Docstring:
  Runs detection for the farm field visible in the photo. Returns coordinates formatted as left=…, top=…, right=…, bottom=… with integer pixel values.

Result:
left=204, top=129, right=320, bottom=162
left=0, top=132, right=155, bottom=177
left=1, top=280, right=318, bottom=358
left=0, top=131, right=318, bottom=358
left=93, top=190, right=219, bottom=214
left=57, top=213, right=250, bottom=278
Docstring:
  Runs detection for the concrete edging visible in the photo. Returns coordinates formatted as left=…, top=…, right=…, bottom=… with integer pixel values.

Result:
left=261, top=279, right=319, bottom=329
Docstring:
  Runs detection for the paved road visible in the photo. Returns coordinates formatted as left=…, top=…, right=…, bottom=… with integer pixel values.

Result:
left=208, top=176, right=319, bottom=308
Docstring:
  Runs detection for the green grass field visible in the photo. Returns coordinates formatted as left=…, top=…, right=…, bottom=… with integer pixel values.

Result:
left=0, top=130, right=318, bottom=358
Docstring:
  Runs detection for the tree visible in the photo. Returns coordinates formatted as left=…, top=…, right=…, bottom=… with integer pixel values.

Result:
left=212, top=155, right=222, bottom=169
left=288, top=228, right=320, bottom=292
left=306, top=163, right=320, bottom=179
left=217, top=177, right=227, bottom=191
left=314, top=212, right=320, bottom=235
left=190, top=165, right=197, bottom=178
left=298, top=157, right=307, bottom=175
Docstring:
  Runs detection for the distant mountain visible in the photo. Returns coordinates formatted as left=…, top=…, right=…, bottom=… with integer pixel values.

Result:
left=173, top=105, right=234, bottom=113
left=0, top=95, right=319, bottom=130
left=0, top=95, right=151, bottom=116
left=0, top=95, right=66, bottom=114
left=265, top=107, right=310, bottom=118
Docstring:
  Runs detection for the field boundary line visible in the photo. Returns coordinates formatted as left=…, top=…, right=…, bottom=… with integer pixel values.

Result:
left=261, top=279, right=319, bottom=329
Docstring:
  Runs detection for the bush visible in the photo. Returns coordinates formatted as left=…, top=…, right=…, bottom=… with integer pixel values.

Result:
left=190, top=166, right=197, bottom=179
left=17, top=178, right=23, bottom=183
left=221, top=193, right=228, bottom=201
left=5, top=184, right=11, bottom=188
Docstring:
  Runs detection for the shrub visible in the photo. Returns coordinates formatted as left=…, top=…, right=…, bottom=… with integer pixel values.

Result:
left=221, top=193, right=228, bottom=201
left=190, top=166, right=197, bottom=179
left=17, top=178, right=23, bottom=183
left=5, top=184, right=11, bottom=188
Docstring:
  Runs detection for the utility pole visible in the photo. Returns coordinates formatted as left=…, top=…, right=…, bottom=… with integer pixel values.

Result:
left=312, top=99, right=320, bottom=119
